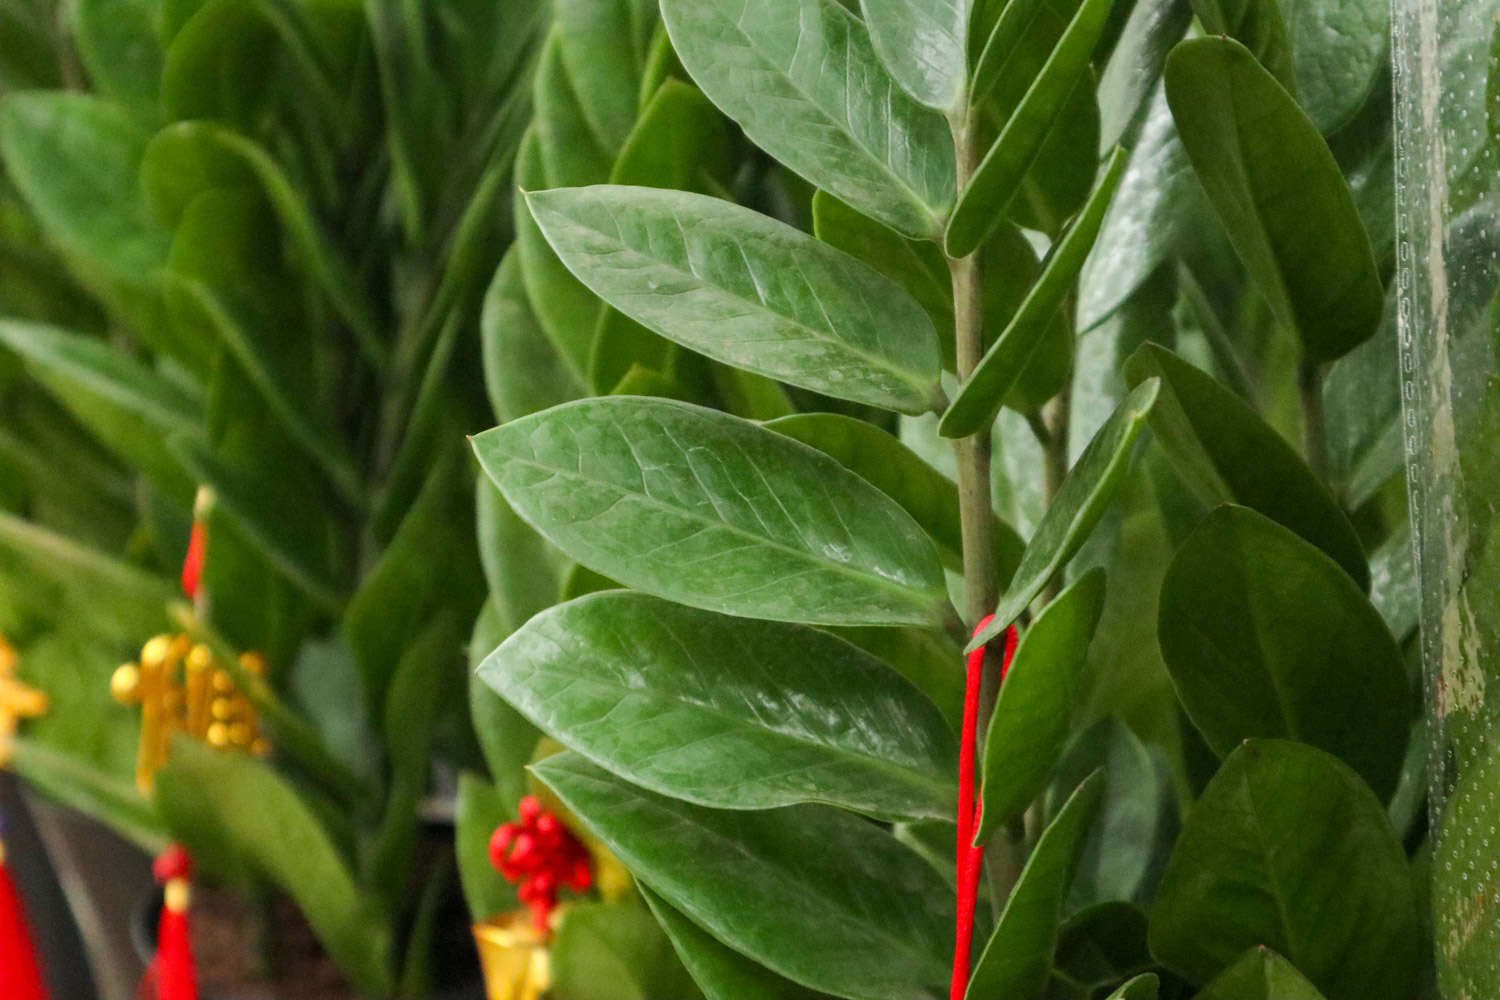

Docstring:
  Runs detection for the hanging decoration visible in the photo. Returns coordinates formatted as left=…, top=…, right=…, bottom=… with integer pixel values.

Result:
left=0, top=635, right=50, bottom=1000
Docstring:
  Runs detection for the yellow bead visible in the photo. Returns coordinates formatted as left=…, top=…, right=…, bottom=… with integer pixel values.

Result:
left=111, top=663, right=141, bottom=703
left=207, top=722, right=230, bottom=747
left=187, top=644, right=214, bottom=671
left=140, top=635, right=174, bottom=669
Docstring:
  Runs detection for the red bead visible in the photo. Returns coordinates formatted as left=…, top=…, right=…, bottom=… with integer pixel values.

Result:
left=518, top=796, right=542, bottom=822
left=153, top=843, right=194, bottom=885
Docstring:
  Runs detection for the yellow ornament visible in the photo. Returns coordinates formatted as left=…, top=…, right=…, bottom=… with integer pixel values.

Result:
left=0, top=636, right=48, bottom=768
left=472, top=909, right=554, bottom=1000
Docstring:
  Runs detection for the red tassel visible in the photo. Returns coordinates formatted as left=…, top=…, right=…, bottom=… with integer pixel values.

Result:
left=180, top=520, right=206, bottom=601
left=0, top=835, right=49, bottom=1000
left=141, top=845, right=197, bottom=1000
left=951, top=618, right=1019, bottom=1000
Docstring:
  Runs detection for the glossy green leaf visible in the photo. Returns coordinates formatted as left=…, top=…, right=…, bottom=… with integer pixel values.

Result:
left=1164, top=37, right=1382, bottom=362
left=941, top=148, right=1128, bottom=438
left=1149, top=740, right=1419, bottom=999
left=975, top=569, right=1105, bottom=839
left=1096, top=0, right=1192, bottom=151
left=1157, top=506, right=1408, bottom=800
left=526, top=186, right=943, bottom=414
left=967, top=773, right=1106, bottom=999
left=1189, top=0, right=1295, bottom=94
left=1433, top=738, right=1500, bottom=998
left=610, top=79, right=731, bottom=194
left=1195, top=948, right=1328, bottom=1000
left=551, top=902, right=700, bottom=1000
left=1283, top=0, right=1389, bottom=133
left=553, top=0, right=659, bottom=154
left=946, top=0, right=1113, bottom=255
left=156, top=739, right=394, bottom=996
left=660, top=0, right=955, bottom=237
left=767, top=412, right=1023, bottom=574
left=535, top=753, right=952, bottom=998
left=1122, top=343, right=1368, bottom=587
left=456, top=773, right=515, bottom=921
left=640, top=885, right=828, bottom=1000
left=861, top=0, right=967, bottom=110
left=482, top=591, right=957, bottom=821
left=472, top=397, right=949, bottom=627
left=970, top=380, right=1160, bottom=650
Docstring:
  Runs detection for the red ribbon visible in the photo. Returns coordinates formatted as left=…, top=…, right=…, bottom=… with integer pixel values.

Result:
left=141, top=844, right=197, bottom=1000
left=0, top=837, right=49, bottom=1000
left=951, top=617, right=1019, bottom=1000
left=180, top=520, right=206, bottom=601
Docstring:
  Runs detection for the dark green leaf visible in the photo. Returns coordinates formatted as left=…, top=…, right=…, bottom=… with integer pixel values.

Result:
left=967, top=773, right=1106, bottom=999
left=946, top=0, right=1113, bottom=255
left=1102, top=974, right=1159, bottom=999
left=1122, top=343, right=1368, bottom=587
left=526, top=186, right=943, bottom=414
left=1096, top=0, right=1191, bottom=151
left=1195, top=948, right=1329, bottom=1000
left=483, top=592, right=957, bottom=820
left=860, top=0, right=968, bottom=110
left=1148, top=740, right=1420, bottom=999
left=976, top=569, right=1105, bottom=839
left=535, top=753, right=952, bottom=998
left=610, top=79, right=731, bottom=194
left=1188, top=0, right=1295, bottom=94
left=1050, top=902, right=1155, bottom=995
left=472, top=397, right=949, bottom=627
left=456, top=773, right=516, bottom=922
left=970, top=379, right=1160, bottom=650
left=1282, top=0, right=1388, bottom=133
left=1157, top=506, right=1408, bottom=800
left=941, top=147, right=1128, bottom=438
left=481, top=249, right=587, bottom=423
left=468, top=601, right=542, bottom=813
left=72, top=0, right=164, bottom=101
left=661, top=0, right=955, bottom=237
left=1164, top=37, right=1382, bottom=362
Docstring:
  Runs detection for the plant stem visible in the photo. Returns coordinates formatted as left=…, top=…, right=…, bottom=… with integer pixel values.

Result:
left=1028, top=385, right=1072, bottom=605
left=1298, top=357, right=1329, bottom=483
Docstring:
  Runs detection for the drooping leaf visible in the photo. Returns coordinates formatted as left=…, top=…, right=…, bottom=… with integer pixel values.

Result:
left=767, top=412, right=1023, bottom=573
left=1122, top=343, right=1368, bottom=587
left=1164, top=37, right=1382, bottom=362
left=1156, top=505, right=1408, bottom=800
left=472, top=397, right=950, bottom=627
left=1194, top=948, right=1329, bottom=1000
left=535, top=753, right=952, bottom=999
left=660, top=0, right=955, bottom=237
left=975, top=569, right=1105, bottom=840
left=1149, top=740, right=1419, bottom=1000
left=860, top=0, right=968, bottom=110
left=970, top=379, right=1160, bottom=650
left=526, top=186, right=944, bottom=414
left=946, top=0, right=1114, bottom=255
left=966, top=773, right=1106, bottom=999
left=640, top=885, right=829, bottom=1000
left=482, top=592, right=958, bottom=821
left=941, top=147, right=1127, bottom=438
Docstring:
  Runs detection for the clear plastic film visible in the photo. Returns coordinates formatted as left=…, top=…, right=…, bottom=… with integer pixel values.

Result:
left=1394, top=0, right=1500, bottom=993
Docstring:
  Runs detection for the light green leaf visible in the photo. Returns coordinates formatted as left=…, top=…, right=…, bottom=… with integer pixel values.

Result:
left=456, top=773, right=516, bottom=922
left=947, top=0, right=1113, bottom=255
left=551, top=902, right=700, bottom=1000
left=967, top=773, right=1106, bottom=999
left=472, top=397, right=949, bottom=627
left=468, top=601, right=542, bottom=813
left=1149, top=740, right=1419, bottom=1000
left=860, top=0, right=967, bottom=110
left=1195, top=948, right=1329, bottom=1000
left=482, top=591, right=957, bottom=821
left=1156, top=506, right=1408, bottom=801
left=553, top=0, right=659, bottom=154
left=1164, top=37, right=1382, bottom=362
left=941, top=147, right=1127, bottom=437
left=72, top=0, right=163, bottom=102
left=155, top=740, right=394, bottom=996
left=661, top=0, right=954, bottom=237
left=767, top=411, right=1023, bottom=574
left=970, top=380, right=1159, bottom=650
left=481, top=248, right=587, bottom=423
left=975, top=569, right=1104, bottom=839
left=609, top=78, right=729, bottom=194
left=1123, top=343, right=1368, bottom=587
left=526, top=186, right=943, bottom=414
left=535, top=753, right=952, bottom=999
left=640, top=886, right=828, bottom=1000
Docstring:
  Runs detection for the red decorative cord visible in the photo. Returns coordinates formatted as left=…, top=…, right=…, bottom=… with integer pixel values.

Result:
left=951, top=617, right=1019, bottom=1000
left=489, top=795, right=593, bottom=933
left=0, top=819, right=49, bottom=1000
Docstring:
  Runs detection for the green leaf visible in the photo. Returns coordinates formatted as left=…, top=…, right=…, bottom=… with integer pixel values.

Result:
left=535, top=753, right=952, bottom=998
left=552, top=0, right=659, bottom=156
left=1434, top=737, right=1500, bottom=999
left=1103, top=974, right=1159, bottom=1000
left=468, top=601, right=541, bottom=811
left=611, top=79, right=731, bottom=194
left=1164, top=37, right=1382, bottom=362
left=526, top=186, right=943, bottom=414
left=767, top=412, right=1023, bottom=574
left=11, top=739, right=165, bottom=853
left=660, top=0, right=955, bottom=237
left=482, top=591, right=958, bottom=821
left=481, top=249, right=587, bottom=423
left=456, top=773, right=515, bottom=922
left=975, top=569, right=1105, bottom=839
left=1050, top=902, right=1155, bottom=995
left=1096, top=0, right=1191, bottom=151
left=551, top=902, right=700, bottom=1000
left=1188, top=0, right=1296, bottom=95
left=72, top=0, right=164, bottom=102
left=1156, top=505, right=1408, bottom=800
left=472, top=397, right=949, bottom=627
left=155, top=740, right=394, bottom=996
left=860, top=0, right=968, bottom=110
left=1122, top=343, right=1368, bottom=587
left=1149, top=740, right=1419, bottom=999
left=1194, top=948, right=1329, bottom=1000
left=1283, top=0, right=1388, bottom=133
left=967, top=773, right=1106, bottom=999
left=941, top=148, right=1128, bottom=437
left=946, top=0, right=1113, bottom=255
left=640, top=885, right=828, bottom=1000
left=970, top=380, right=1159, bottom=650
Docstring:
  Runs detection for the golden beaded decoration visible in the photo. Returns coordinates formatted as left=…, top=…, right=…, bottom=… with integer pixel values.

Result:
left=0, top=635, right=48, bottom=769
